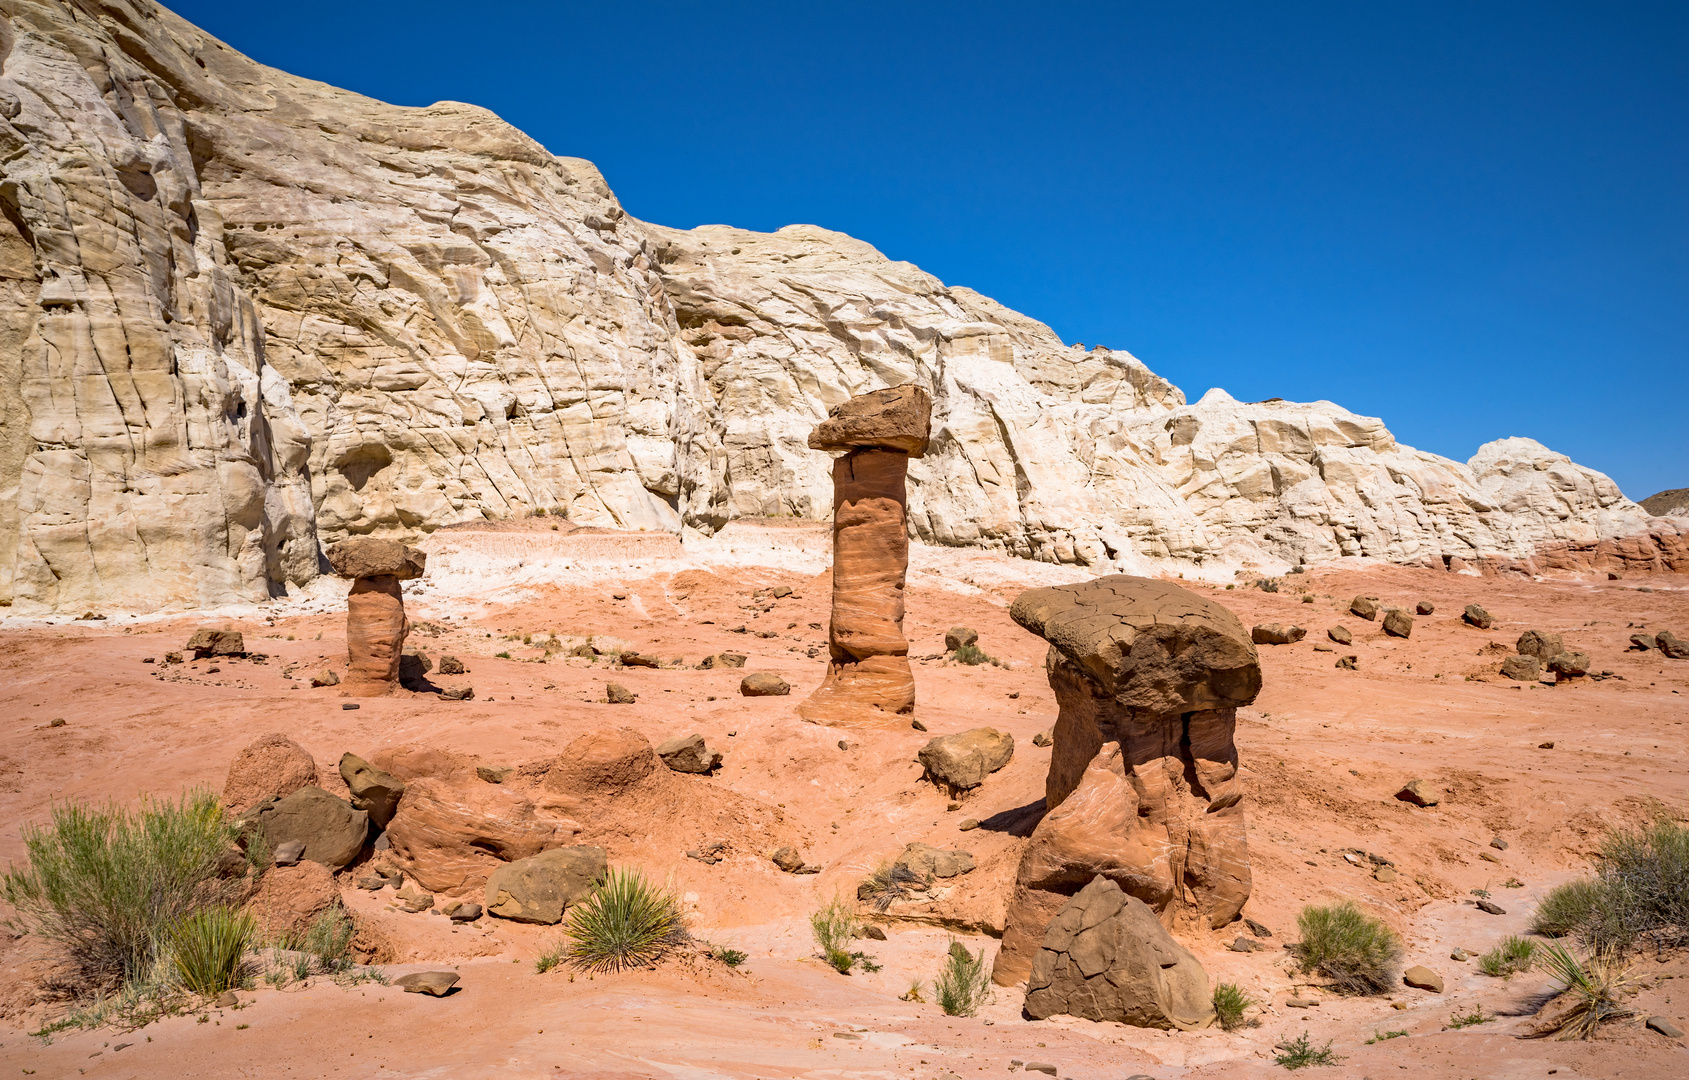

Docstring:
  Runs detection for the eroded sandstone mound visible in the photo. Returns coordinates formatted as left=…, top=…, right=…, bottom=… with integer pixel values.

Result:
left=994, top=575, right=1260, bottom=985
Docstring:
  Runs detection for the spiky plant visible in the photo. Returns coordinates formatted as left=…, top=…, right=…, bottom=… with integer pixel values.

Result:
left=562, top=867, right=684, bottom=973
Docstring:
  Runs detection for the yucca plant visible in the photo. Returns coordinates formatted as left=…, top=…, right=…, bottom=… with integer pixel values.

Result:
left=934, top=940, right=991, bottom=1016
left=562, top=867, right=684, bottom=972
left=167, top=906, right=255, bottom=996
left=1534, top=941, right=1637, bottom=1040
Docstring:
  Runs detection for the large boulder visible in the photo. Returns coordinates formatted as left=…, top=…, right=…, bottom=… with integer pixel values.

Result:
left=1658, top=631, right=1689, bottom=660
left=1382, top=609, right=1413, bottom=638
left=656, top=733, right=723, bottom=774
left=384, top=777, right=578, bottom=893
left=223, top=733, right=320, bottom=815
left=339, top=753, right=406, bottom=828
left=1548, top=651, right=1591, bottom=678
left=187, top=629, right=246, bottom=658
left=1349, top=596, right=1379, bottom=621
left=1463, top=604, right=1493, bottom=629
left=252, top=787, right=368, bottom=869
left=244, top=862, right=341, bottom=942
left=807, top=384, right=932, bottom=457
left=483, top=846, right=608, bottom=923
left=918, top=728, right=1014, bottom=791
left=325, top=538, right=427, bottom=581
left=1516, top=630, right=1564, bottom=659
left=894, top=842, right=975, bottom=879
left=1024, top=876, right=1216, bottom=1030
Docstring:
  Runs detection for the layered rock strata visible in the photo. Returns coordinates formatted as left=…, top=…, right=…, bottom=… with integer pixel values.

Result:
left=326, top=538, right=425, bottom=695
left=797, top=386, right=930, bottom=726
left=993, top=575, right=1261, bottom=986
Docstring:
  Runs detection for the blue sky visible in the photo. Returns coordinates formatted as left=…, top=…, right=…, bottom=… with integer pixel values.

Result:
left=170, top=1, right=1687, bottom=499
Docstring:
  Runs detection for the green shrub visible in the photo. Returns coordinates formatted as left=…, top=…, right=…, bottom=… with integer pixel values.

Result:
left=1294, top=900, right=1402, bottom=995
left=563, top=867, right=684, bottom=972
left=534, top=938, right=566, bottom=974
left=1274, top=1031, right=1339, bottom=1069
left=1535, top=941, right=1638, bottom=1039
left=810, top=897, right=879, bottom=974
left=494, top=651, right=512, bottom=659
left=303, top=907, right=356, bottom=974
left=1365, top=1029, right=1407, bottom=1044
left=1447, top=1004, right=1491, bottom=1028
left=713, top=947, right=747, bottom=967
left=953, top=643, right=990, bottom=666
left=1529, top=819, right=1689, bottom=954
left=1533, top=879, right=1603, bottom=937
left=1477, top=935, right=1536, bottom=977
left=934, top=941, right=991, bottom=1017
left=1212, top=981, right=1253, bottom=1031
left=2, top=791, right=235, bottom=993
left=167, top=906, right=255, bottom=996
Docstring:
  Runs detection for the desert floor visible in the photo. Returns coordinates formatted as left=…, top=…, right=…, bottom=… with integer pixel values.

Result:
left=1, top=525, right=1686, bottom=1079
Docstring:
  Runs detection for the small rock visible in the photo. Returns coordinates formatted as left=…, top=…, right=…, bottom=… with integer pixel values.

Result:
left=439, top=685, right=475, bottom=701
left=619, top=651, right=660, bottom=669
left=1500, top=655, right=1541, bottom=681
left=740, top=672, right=790, bottom=697
left=1656, top=631, right=1689, bottom=659
left=1374, top=866, right=1398, bottom=883
left=311, top=670, right=340, bottom=688
left=449, top=903, right=482, bottom=922
left=862, top=924, right=887, bottom=941
left=1025, top=1065, right=1058, bottom=1076
left=437, top=655, right=466, bottom=675
left=357, top=874, right=387, bottom=890
left=1463, top=604, right=1493, bottom=629
left=1539, top=741, right=1555, bottom=749
left=272, top=840, right=305, bottom=867
left=1646, top=1015, right=1685, bottom=1038
left=484, top=847, right=608, bottom=923
left=1450, top=948, right=1472, bottom=962
left=1547, top=651, right=1590, bottom=678
left=342, top=703, right=360, bottom=711
left=396, top=971, right=459, bottom=996
left=772, top=847, right=805, bottom=873
left=1479, top=851, right=1501, bottom=864
left=1251, top=623, right=1306, bottom=645
left=476, top=765, right=511, bottom=784
left=1313, top=643, right=1333, bottom=652
left=911, top=719, right=927, bottom=731
left=1382, top=609, right=1413, bottom=638
left=697, top=652, right=748, bottom=669
left=48, top=717, right=66, bottom=727
left=1350, top=596, right=1380, bottom=620
left=1476, top=899, right=1506, bottom=915
left=1244, top=918, right=1272, bottom=938
left=1395, top=780, right=1438, bottom=807
left=945, top=626, right=980, bottom=651
left=1490, top=837, right=1509, bottom=850
left=1403, top=966, right=1443, bottom=992
left=1227, top=936, right=1265, bottom=953
left=1032, top=729, right=1053, bottom=748
left=606, top=682, right=636, bottom=704
left=1336, top=655, right=1358, bottom=670
left=656, top=733, right=723, bottom=773
left=771, top=585, right=792, bottom=599
left=339, top=753, right=405, bottom=829
left=1416, top=600, right=1435, bottom=615
left=214, top=990, right=238, bottom=1007
left=1629, top=633, right=1656, bottom=651
left=1285, top=997, right=1320, bottom=1008
left=396, top=883, right=435, bottom=913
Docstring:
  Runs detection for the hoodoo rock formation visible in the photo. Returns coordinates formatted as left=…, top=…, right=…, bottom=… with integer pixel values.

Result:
left=993, top=575, right=1262, bottom=986
left=326, top=538, right=425, bottom=695
left=797, top=386, right=931, bottom=727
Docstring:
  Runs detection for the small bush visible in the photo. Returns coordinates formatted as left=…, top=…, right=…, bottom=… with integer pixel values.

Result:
left=1528, top=819, right=1689, bottom=954
left=534, top=938, right=566, bottom=974
left=953, top=643, right=990, bottom=666
left=811, top=897, right=879, bottom=974
left=857, top=862, right=925, bottom=911
left=1477, top=935, right=1536, bottom=977
left=167, top=906, right=255, bottom=996
left=934, top=940, right=991, bottom=1017
left=1274, top=1031, right=1339, bottom=1070
left=303, top=907, right=356, bottom=974
left=1212, top=981, right=1253, bottom=1031
left=1294, top=901, right=1402, bottom=995
left=1365, top=1029, right=1407, bottom=1044
left=1535, top=941, right=1637, bottom=1039
left=713, top=947, right=747, bottom=968
left=2, top=791, right=236, bottom=994
left=563, top=867, right=684, bottom=973
left=494, top=651, right=512, bottom=660
left=1533, top=879, right=1603, bottom=938
left=1447, top=1004, right=1491, bottom=1028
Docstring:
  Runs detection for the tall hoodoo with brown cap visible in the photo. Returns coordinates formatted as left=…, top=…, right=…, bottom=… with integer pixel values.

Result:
left=326, top=538, right=427, bottom=696
left=992, top=575, right=1262, bottom=986
left=797, top=385, right=933, bottom=726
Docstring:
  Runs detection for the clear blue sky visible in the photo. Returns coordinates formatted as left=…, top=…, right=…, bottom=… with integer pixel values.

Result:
left=170, top=1, right=1687, bottom=500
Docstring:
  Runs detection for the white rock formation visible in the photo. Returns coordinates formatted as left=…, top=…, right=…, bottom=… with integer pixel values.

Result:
left=1467, top=437, right=1651, bottom=549
left=0, top=1, right=1673, bottom=614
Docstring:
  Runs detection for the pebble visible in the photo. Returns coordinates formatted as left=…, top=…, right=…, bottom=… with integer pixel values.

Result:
left=1646, top=1015, right=1684, bottom=1038
left=1476, top=899, right=1506, bottom=915
left=343, top=703, right=360, bottom=711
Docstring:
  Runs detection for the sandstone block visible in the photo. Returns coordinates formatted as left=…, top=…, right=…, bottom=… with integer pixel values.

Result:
left=1548, top=651, right=1590, bottom=677
left=244, top=862, right=340, bottom=943
left=918, top=728, right=1014, bottom=791
left=1463, top=604, right=1493, bottom=629
left=740, top=672, right=790, bottom=697
left=606, top=682, right=636, bottom=704
left=187, top=629, right=246, bottom=658
left=438, top=655, right=466, bottom=675
left=346, top=576, right=407, bottom=695
left=1328, top=625, right=1352, bottom=645
left=894, top=842, right=975, bottom=879
left=1658, top=631, right=1689, bottom=659
left=1350, top=596, right=1379, bottom=620
left=1501, top=655, right=1541, bottom=681
left=1516, top=630, right=1564, bottom=658
left=396, top=971, right=458, bottom=996
left=1395, top=780, right=1439, bottom=807
left=483, top=846, right=607, bottom=923
left=656, top=733, right=723, bottom=773
left=807, top=384, right=932, bottom=457
left=1382, top=609, right=1413, bottom=638
left=1403, top=966, right=1444, bottom=992
left=326, top=538, right=426, bottom=581
left=945, top=626, right=979, bottom=651
left=698, top=652, right=747, bottom=669
left=772, top=846, right=806, bottom=872
left=1416, top=601, right=1435, bottom=615
left=224, top=733, right=320, bottom=815
left=253, top=787, right=369, bottom=869
left=339, top=753, right=406, bottom=829
left=1251, top=623, right=1305, bottom=645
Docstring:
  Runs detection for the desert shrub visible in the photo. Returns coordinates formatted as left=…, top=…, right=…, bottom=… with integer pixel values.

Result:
left=1447, top=1004, right=1491, bottom=1028
left=1533, top=879, right=1604, bottom=938
left=2, top=791, right=235, bottom=993
left=858, top=862, right=924, bottom=911
left=713, top=947, right=747, bottom=967
left=563, top=867, right=685, bottom=973
left=1212, top=981, right=1253, bottom=1031
left=303, top=907, right=356, bottom=974
left=810, top=897, right=879, bottom=974
left=167, top=906, right=255, bottom=996
left=1535, top=941, right=1638, bottom=1039
left=1477, top=935, right=1536, bottom=977
left=1529, top=819, right=1689, bottom=954
left=952, top=643, right=989, bottom=666
left=934, top=940, right=991, bottom=1017
left=1294, top=900, right=1402, bottom=995
left=1365, top=1029, right=1407, bottom=1044
left=1274, top=1031, right=1339, bottom=1069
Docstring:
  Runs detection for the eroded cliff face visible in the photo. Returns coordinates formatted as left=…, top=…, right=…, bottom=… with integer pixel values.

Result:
left=0, top=1, right=1675, bottom=615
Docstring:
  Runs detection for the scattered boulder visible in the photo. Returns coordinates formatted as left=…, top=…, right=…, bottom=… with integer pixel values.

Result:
left=1629, top=633, right=1656, bottom=651
left=1244, top=918, right=1273, bottom=938
left=918, top=728, right=1014, bottom=792
left=437, top=655, right=466, bottom=675
left=252, top=787, right=369, bottom=869
left=1463, top=604, right=1493, bottom=629
left=396, top=971, right=459, bottom=996
left=1395, top=780, right=1439, bottom=807
left=1032, top=728, right=1053, bottom=748
left=1516, top=630, right=1564, bottom=658
left=223, top=733, right=320, bottom=815
left=945, top=627, right=980, bottom=651
left=1382, top=609, right=1413, bottom=638
left=656, top=733, right=723, bottom=774
left=619, top=651, right=660, bottom=669
left=771, top=846, right=806, bottom=873
left=187, top=629, right=246, bottom=658
left=1023, top=876, right=1216, bottom=1029
left=483, top=846, right=608, bottom=923
left=540, top=728, right=659, bottom=795
left=1500, top=655, right=1541, bottom=681
left=1548, top=651, right=1591, bottom=678
left=395, top=882, right=434, bottom=912
left=1658, top=631, right=1689, bottom=660
left=697, top=652, right=747, bottom=669
left=1416, top=601, right=1435, bottom=615
left=475, top=766, right=511, bottom=785
left=1374, top=866, right=1398, bottom=883
left=448, top=902, right=482, bottom=922
left=894, top=842, right=976, bottom=879
left=311, top=670, right=340, bottom=688
left=1350, top=597, right=1379, bottom=621
left=440, top=685, right=475, bottom=701
left=398, top=649, right=434, bottom=689
left=383, top=776, right=579, bottom=893
left=243, top=862, right=340, bottom=942
left=1327, top=625, right=1352, bottom=645
left=339, top=753, right=405, bottom=829
left=1403, top=966, right=1444, bottom=993
left=1336, top=655, right=1358, bottom=670
left=606, top=682, right=636, bottom=704
left=1251, top=623, right=1305, bottom=645
left=740, top=672, right=791, bottom=697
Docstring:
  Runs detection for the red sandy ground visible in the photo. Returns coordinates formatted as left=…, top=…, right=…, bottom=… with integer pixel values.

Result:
left=1, top=554, right=1687, bottom=1079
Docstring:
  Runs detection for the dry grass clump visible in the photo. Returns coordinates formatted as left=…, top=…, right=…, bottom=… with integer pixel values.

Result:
left=1477, top=935, right=1536, bottom=977
left=1533, top=941, right=1638, bottom=1039
left=1532, top=818, right=1689, bottom=954
left=1293, top=900, right=1402, bottom=995
left=857, top=862, right=925, bottom=911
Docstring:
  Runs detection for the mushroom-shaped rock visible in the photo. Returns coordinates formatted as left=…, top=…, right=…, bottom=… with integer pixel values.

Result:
left=483, top=846, right=607, bottom=923
left=326, top=538, right=426, bottom=696
left=1023, top=876, right=1216, bottom=1030
left=994, top=575, right=1260, bottom=985
left=657, top=733, right=723, bottom=773
left=807, top=384, right=932, bottom=457
left=252, top=787, right=369, bottom=870
left=918, top=728, right=1014, bottom=791
left=224, top=733, right=320, bottom=815
left=339, top=753, right=406, bottom=829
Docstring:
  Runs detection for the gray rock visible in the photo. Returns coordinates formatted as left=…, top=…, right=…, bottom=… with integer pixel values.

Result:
left=1243, top=918, right=1273, bottom=938
left=483, top=846, right=608, bottom=924
left=917, top=728, right=1014, bottom=792
left=1476, top=899, right=1506, bottom=915
left=272, top=840, right=305, bottom=866
left=253, top=787, right=369, bottom=869
left=1646, top=1015, right=1685, bottom=1038
left=656, top=733, right=723, bottom=773
left=448, top=902, right=482, bottom=922
left=1490, top=837, right=1509, bottom=850
left=1548, top=651, right=1590, bottom=678
left=395, top=970, right=459, bottom=996
left=1327, top=625, right=1353, bottom=645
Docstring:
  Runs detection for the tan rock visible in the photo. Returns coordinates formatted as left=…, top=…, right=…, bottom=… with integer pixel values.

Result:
left=384, top=776, right=578, bottom=894
left=1382, top=609, right=1413, bottom=638
left=1516, top=630, right=1564, bottom=658
left=1463, top=604, right=1494, bottom=629
left=325, top=538, right=426, bottom=581
left=917, top=728, right=1015, bottom=791
left=944, top=627, right=980, bottom=651
left=483, top=846, right=607, bottom=923
left=187, top=630, right=246, bottom=658
left=1350, top=597, right=1379, bottom=620
left=395, top=971, right=459, bottom=996
left=739, top=672, right=790, bottom=697
left=808, top=385, right=932, bottom=457
left=893, top=842, right=975, bottom=879
left=244, top=862, right=340, bottom=942
left=1251, top=623, right=1305, bottom=645
left=656, top=733, right=723, bottom=773
left=253, top=787, right=368, bottom=869
left=223, top=733, right=320, bottom=815
left=339, top=753, right=406, bottom=829
left=345, top=575, right=408, bottom=696
left=1403, top=965, right=1444, bottom=993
